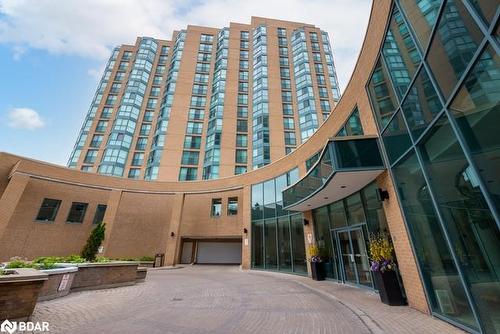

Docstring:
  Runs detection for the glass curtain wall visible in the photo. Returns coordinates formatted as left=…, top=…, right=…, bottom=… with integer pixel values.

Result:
left=312, top=182, right=389, bottom=283
left=251, top=168, right=307, bottom=274
left=369, top=1, right=499, bottom=332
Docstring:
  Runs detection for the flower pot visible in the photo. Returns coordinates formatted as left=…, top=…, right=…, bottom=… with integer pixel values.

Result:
left=373, top=270, right=406, bottom=306
left=310, top=262, right=325, bottom=281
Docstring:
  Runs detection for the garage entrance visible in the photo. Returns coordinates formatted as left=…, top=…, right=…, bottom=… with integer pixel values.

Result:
left=180, top=238, right=242, bottom=265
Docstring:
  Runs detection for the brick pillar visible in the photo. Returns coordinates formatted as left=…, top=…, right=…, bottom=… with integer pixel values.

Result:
left=378, top=172, right=430, bottom=314
left=163, top=193, right=185, bottom=266
left=101, top=189, right=123, bottom=256
left=0, top=173, right=30, bottom=261
left=303, top=210, right=315, bottom=277
left=241, top=185, right=251, bottom=269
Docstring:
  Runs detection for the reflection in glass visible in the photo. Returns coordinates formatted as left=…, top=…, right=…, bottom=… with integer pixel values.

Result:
left=329, top=200, right=347, bottom=229
left=264, top=219, right=278, bottom=269
left=277, top=216, right=292, bottom=271
left=398, top=0, right=442, bottom=51
left=252, top=222, right=264, bottom=268
left=362, top=182, right=389, bottom=234
left=351, top=228, right=373, bottom=287
left=401, top=67, right=442, bottom=139
left=264, top=179, right=276, bottom=218
left=251, top=183, right=263, bottom=220
left=345, top=192, right=366, bottom=226
left=291, top=214, right=307, bottom=273
left=468, top=0, right=497, bottom=26
left=382, top=110, right=412, bottom=163
left=337, top=230, right=357, bottom=283
left=450, top=44, right=500, bottom=214
left=392, top=150, right=478, bottom=330
left=427, top=0, right=483, bottom=99
left=368, top=59, right=399, bottom=128
left=420, top=115, right=500, bottom=333
left=313, top=207, right=338, bottom=279
left=382, top=6, right=421, bottom=99
left=334, top=138, right=384, bottom=169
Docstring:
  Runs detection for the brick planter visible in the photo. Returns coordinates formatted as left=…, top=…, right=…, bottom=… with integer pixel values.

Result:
left=57, top=262, right=138, bottom=292
left=38, top=267, right=78, bottom=301
left=136, top=267, right=147, bottom=282
left=0, top=268, right=48, bottom=321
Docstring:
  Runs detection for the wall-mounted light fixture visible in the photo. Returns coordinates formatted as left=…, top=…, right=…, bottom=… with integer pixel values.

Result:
left=303, top=219, right=309, bottom=226
left=243, top=228, right=248, bottom=234
left=377, top=188, right=390, bottom=202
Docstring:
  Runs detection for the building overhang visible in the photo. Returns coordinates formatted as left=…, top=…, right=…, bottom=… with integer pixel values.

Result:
left=283, top=136, right=385, bottom=212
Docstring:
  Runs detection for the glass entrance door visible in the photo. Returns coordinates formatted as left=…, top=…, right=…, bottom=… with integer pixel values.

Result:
left=333, top=226, right=373, bottom=288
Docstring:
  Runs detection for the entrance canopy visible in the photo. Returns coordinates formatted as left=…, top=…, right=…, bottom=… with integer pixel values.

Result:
left=283, top=136, right=385, bottom=211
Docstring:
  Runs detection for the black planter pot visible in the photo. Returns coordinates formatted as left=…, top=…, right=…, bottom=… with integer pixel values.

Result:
left=310, top=262, right=325, bottom=281
left=373, top=270, right=406, bottom=306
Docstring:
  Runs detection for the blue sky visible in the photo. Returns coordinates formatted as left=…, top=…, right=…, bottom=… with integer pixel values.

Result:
left=0, top=46, right=102, bottom=164
left=0, top=0, right=370, bottom=166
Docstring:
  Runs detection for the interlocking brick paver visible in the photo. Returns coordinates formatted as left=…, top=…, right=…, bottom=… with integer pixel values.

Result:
left=30, top=266, right=464, bottom=334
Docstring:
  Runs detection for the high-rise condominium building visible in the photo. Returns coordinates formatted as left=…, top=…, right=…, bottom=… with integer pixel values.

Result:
left=67, top=17, right=341, bottom=181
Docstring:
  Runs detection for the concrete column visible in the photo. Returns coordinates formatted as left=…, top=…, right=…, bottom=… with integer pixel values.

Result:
left=0, top=173, right=30, bottom=248
left=164, top=193, right=185, bottom=266
left=101, top=189, right=123, bottom=256
left=241, top=185, right=251, bottom=269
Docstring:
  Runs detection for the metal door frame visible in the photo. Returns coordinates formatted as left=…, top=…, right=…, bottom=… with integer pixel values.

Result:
left=332, top=223, right=373, bottom=289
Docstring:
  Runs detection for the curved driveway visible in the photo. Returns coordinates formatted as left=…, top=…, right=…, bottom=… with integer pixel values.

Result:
left=32, top=266, right=371, bottom=334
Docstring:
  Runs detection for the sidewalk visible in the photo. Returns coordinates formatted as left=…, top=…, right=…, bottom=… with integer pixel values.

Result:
left=247, top=269, right=466, bottom=334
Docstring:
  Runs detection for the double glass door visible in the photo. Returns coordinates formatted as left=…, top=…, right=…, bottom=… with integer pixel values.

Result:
left=333, top=226, right=372, bottom=288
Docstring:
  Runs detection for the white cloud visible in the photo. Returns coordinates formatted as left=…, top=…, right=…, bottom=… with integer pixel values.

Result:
left=0, top=0, right=371, bottom=90
left=7, top=108, right=45, bottom=130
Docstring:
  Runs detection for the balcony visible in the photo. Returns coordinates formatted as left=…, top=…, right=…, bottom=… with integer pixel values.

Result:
left=283, top=136, right=385, bottom=211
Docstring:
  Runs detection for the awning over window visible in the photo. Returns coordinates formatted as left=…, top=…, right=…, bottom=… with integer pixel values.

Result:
left=283, top=136, right=385, bottom=211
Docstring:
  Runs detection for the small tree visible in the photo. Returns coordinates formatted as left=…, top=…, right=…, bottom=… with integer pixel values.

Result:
left=81, top=223, right=106, bottom=262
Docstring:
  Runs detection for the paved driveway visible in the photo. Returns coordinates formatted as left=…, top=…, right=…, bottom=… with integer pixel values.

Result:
left=32, top=265, right=371, bottom=334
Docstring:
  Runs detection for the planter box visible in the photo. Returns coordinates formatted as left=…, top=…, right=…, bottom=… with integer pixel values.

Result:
left=38, top=267, right=78, bottom=301
left=373, top=270, right=406, bottom=306
left=136, top=267, right=147, bottom=282
left=310, top=262, right=326, bottom=281
left=0, top=268, right=48, bottom=321
left=57, top=262, right=138, bottom=292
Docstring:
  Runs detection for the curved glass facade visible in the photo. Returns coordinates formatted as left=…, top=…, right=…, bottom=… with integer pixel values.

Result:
left=369, top=1, right=499, bottom=332
left=251, top=168, right=307, bottom=274
left=203, top=29, right=228, bottom=179
left=146, top=32, right=185, bottom=180
left=292, top=29, right=319, bottom=141
left=252, top=25, right=271, bottom=168
left=100, top=38, right=157, bottom=177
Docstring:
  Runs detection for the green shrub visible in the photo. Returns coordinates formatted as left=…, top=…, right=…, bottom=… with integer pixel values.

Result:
left=139, top=256, right=154, bottom=262
left=81, top=223, right=106, bottom=262
left=5, top=259, right=33, bottom=269
left=95, top=256, right=111, bottom=263
left=64, top=255, right=86, bottom=263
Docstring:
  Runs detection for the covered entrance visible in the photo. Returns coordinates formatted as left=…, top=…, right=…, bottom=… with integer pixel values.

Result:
left=333, top=225, right=372, bottom=288
left=180, top=238, right=242, bottom=265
